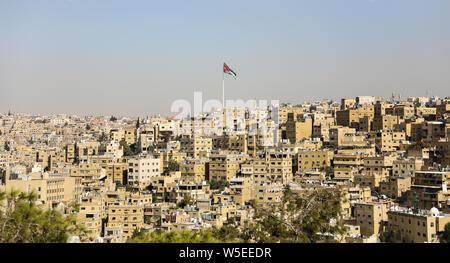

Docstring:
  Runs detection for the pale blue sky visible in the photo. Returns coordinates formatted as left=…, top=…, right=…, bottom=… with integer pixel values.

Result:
left=0, top=0, right=449, bottom=116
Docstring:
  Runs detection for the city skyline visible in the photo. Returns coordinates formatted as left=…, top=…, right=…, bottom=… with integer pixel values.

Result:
left=1, top=0, right=449, bottom=117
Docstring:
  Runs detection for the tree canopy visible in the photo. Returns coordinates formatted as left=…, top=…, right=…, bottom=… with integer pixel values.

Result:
left=127, top=229, right=225, bottom=243
left=209, top=180, right=229, bottom=191
left=177, top=195, right=194, bottom=208
left=246, top=186, right=347, bottom=243
left=211, top=221, right=244, bottom=243
left=0, top=190, right=88, bottom=243
left=167, top=160, right=180, bottom=172
left=407, top=141, right=428, bottom=151
left=120, top=140, right=134, bottom=156
left=441, top=223, right=450, bottom=243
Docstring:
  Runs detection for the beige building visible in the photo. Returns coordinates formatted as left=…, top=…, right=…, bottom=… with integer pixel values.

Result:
left=106, top=204, right=144, bottom=241
left=406, top=171, right=449, bottom=210
left=70, top=162, right=106, bottom=185
left=354, top=202, right=389, bottom=237
left=286, top=114, right=313, bottom=143
left=6, top=172, right=82, bottom=209
left=329, top=126, right=357, bottom=147
left=180, top=137, right=212, bottom=158
left=229, top=177, right=254, bottom=206
left=333, top=154, right=364, bottom=181
left=78, top=194, right=106, bottom=239
left=379, top=176, right=411, bottom=199
left=297, top=150, right=333, bottom=172
left=368, top=131, right=406, bottom=152
left=209, top=153, right=247, bottom=182
left=254, top=183, right=284, bottom=208
left=386, top=207, right=450, bottom=243
left=392, top=158, right=423, bottom=177
left=372, top=115, right=401, bottom=131
left=363, top=155, right=396, bottom=178
left=180, top=158, right=207, bottom=183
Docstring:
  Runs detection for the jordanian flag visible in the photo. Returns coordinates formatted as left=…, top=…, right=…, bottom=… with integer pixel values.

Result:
left=223, top=63, right=237, bottom=78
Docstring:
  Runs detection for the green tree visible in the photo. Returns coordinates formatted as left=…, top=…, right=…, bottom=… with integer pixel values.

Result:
left=120, top=140, right=133, bottom=156
left=211, top=222, right=242, bottom=242
left=125, top=184, right=139, bottom=193
left=441, top=223, right=450, bottom=243
left=177, top=195, right=194, bottom=208
left=4, top=142, right=10, bottom=152
left=86, top=124, right=91, bottom=130
left=110, top=116, right=117, bottom=122
left=130, top=143, right=141, bottom=155
left=324, top=166, right=334, bottom=178
left=136, top=117, right=140, bottom=129
left=68, top=201, right=80, bottom=213
left=127, top=229, right=227, bottom=243
left=167, top=160, right=180, bottom=172
left=407, top=141, right=427, bottom=151
left=0, top=190, right=89, bottom=243
left=209, top=180, right=229, bottom=191
left=247, top=186, right=347, bottom=243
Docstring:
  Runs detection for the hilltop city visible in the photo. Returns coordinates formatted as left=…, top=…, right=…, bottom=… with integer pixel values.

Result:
left=1, top=95, right=450, bottom=243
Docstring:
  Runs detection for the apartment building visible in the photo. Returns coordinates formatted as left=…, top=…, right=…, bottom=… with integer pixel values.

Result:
left=333, top=154, right=364, bottom=181
left=368, top=131, right=406, bottom=152
left=106, top=205, right=144, bottom=241
left=70, top=162, right=106, bottom=185
left=297, top=150, right=333, bottom=172
left=180, top=137, right=212, bottom=158
left=208, top=153, right=247, bottom=182
left=386, top=207, right=450, bottom=243
left=266, top=152, right=293, bottom=184
left=354, top=202, right=389, bottom=237
left=286, top=113, right=313, bottom=144
left=254, top=183, right=284, bottom=208
left=406, top=171, right=449, bottom=210
left=127, top=156, right=161, bottom=189
left=180, top=158, right=207, bottom=183
left=6, top=172, right=82, bottom=208
left=392, top=158, right=423, bottom=177
left=379, top=176, right=412, bottom=199
left=78, top=193, right=106, bottom=239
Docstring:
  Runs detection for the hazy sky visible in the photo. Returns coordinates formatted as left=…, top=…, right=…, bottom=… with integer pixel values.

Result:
left=0, top=0, right=449, bottom=117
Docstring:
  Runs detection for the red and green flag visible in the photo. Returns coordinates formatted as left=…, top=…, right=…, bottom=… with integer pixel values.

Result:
left=223, top=63, right=237, bottom=78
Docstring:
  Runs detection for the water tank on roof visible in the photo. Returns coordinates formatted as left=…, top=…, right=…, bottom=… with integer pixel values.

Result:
left=429, top=207, right=439, bottom=217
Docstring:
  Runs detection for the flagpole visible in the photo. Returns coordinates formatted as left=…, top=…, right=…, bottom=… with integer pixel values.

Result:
left=222, top=65, right=225, bottom=110
left=222, top=62, right=226, bottom=135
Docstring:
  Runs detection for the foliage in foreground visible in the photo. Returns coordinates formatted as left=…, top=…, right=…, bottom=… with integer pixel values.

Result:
left=441, top=223, right=450, bottom=243
left=246, top=186, right=347, bottom=243
left=128, top=186, right=346, bottom=243
left=0, top=190, right=88, bottom=243
left=127, top=229, right=233, bottom=243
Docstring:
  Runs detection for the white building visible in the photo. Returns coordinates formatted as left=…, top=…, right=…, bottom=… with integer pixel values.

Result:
left=127, top=156, right=161, bottom=189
